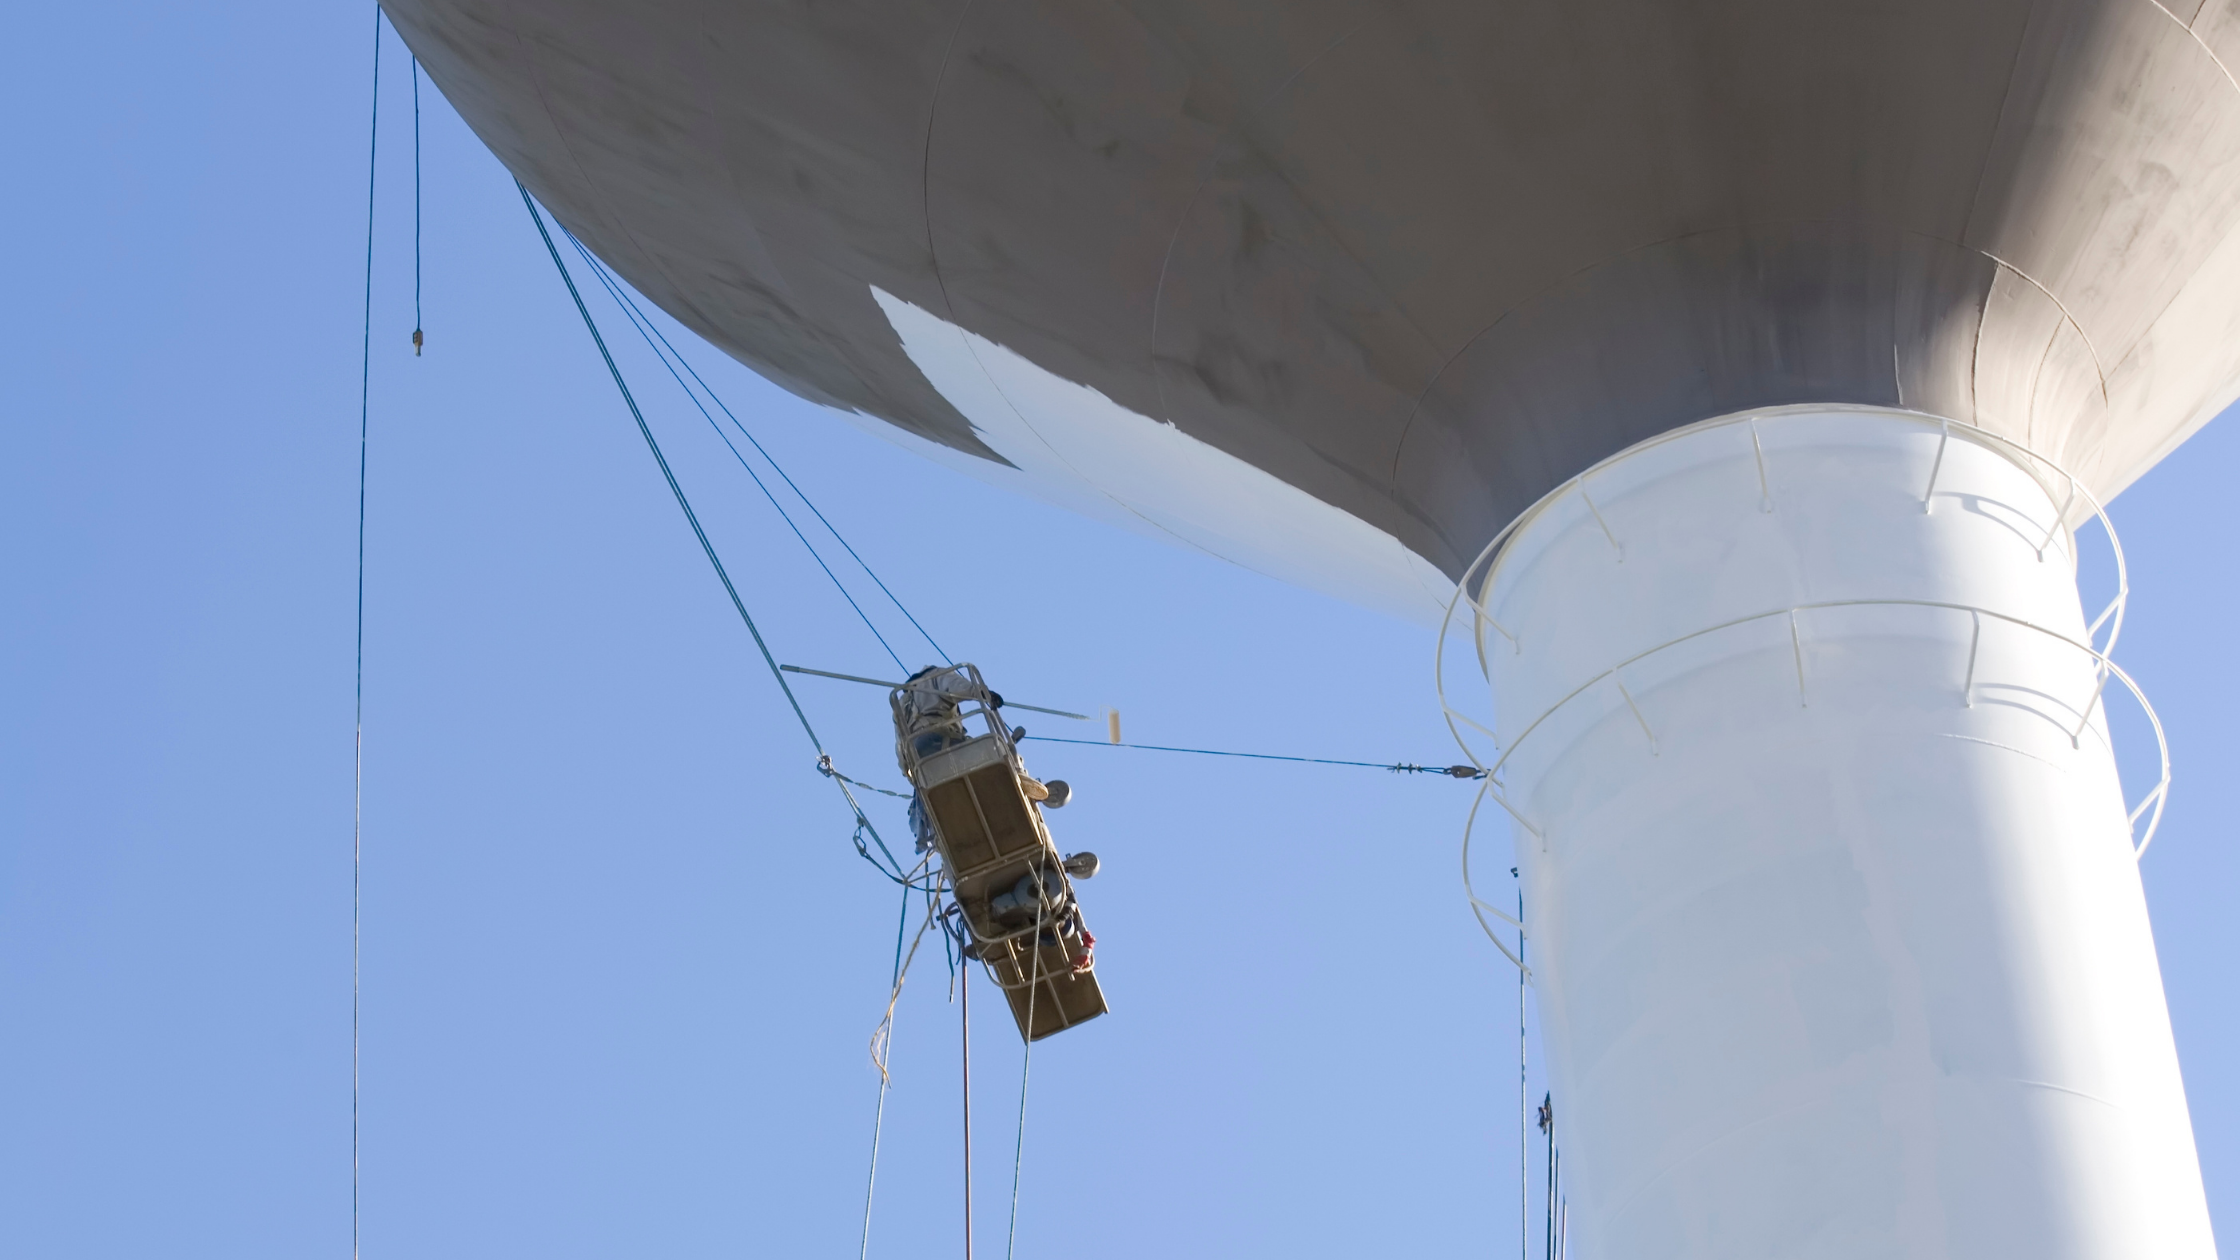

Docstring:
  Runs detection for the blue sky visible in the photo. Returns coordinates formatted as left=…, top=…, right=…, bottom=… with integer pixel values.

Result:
left=1, top=5, right=2232, bottom=1257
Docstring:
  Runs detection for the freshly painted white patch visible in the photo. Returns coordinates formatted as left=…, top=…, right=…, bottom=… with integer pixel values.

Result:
left=843, top=286, right=1453, bottom=626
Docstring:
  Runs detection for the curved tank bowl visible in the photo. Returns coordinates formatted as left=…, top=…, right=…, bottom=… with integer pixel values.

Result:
left=388, top=0, right=2240, bottom=619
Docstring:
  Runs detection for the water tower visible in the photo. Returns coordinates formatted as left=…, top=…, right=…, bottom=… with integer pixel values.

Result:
left=385, top=2, right=2235, bottom=1253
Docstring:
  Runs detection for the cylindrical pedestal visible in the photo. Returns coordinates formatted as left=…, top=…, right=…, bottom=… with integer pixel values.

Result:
left=1475, top=408, right=2213, bottom=1259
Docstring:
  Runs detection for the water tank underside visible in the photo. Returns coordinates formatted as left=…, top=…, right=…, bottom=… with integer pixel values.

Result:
left=390, top=0, right=2240, bottom=602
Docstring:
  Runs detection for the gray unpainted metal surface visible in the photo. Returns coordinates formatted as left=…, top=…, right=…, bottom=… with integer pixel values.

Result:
left=384, top=0, right=2240, bottom=578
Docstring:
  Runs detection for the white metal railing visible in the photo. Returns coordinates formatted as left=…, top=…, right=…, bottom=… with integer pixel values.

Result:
left=1437, top=408, right=2132, bottom=767
left=1438, top=407, right=2171, bottom=968
left=1456, top=599, right=2172, bottom=974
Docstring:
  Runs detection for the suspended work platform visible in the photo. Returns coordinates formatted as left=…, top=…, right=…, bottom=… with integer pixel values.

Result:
left=894, top=664, right=1106, bottom=1042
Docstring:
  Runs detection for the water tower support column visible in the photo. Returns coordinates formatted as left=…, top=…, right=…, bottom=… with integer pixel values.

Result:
left=1471, top=407, right=2214, bottom=1260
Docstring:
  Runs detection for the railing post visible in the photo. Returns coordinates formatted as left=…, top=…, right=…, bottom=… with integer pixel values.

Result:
left=1615, top=674, right=1658, bottom=755
left=1788, top=610, right=1808, bottom=707
left=1750, top=419, right=1774, bottom=513
left=1923, top=418, right=1950, bottom=513
left=2070, top=663, right=2112, bottom=749
left=2037, top=473, right=2078, bottom=562
left=1963, top=609, right=1980, bottom=707
left=1578, top=481, right=1624, bottom=560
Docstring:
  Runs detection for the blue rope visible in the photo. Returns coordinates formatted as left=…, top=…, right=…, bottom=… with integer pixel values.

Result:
left=561, top=232, right=911, bottom=673
left=351, top=13, right=380, bottom=1260
left=517, top=183, right=913, bottom=882
left=560, top=237, right=950, bottom=666
left=1020, top=734, right=1483, bottom=777
left=409, top=53, right=423, bottom=354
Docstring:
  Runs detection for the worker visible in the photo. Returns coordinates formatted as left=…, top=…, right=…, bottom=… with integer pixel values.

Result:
left=907, top=794, right=938, bottom=854
left=989, top=868, right=1067, bottom=921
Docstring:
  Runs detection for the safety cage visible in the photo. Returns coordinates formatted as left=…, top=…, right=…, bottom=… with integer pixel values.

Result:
left=892, top=664, right=1106, bottom=1041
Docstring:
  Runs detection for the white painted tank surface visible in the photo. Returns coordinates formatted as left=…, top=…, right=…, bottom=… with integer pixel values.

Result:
left=1463, top=407, right=2213, bottom=1259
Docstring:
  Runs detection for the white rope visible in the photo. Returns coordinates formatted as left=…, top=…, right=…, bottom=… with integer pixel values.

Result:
left=869, top=887, right=944, bottom=1086
left=859, top=881, right=943, bottom=1260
